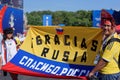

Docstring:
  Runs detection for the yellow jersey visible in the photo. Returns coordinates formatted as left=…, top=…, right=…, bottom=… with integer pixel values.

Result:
left=100, top=33, right=120, bottom=74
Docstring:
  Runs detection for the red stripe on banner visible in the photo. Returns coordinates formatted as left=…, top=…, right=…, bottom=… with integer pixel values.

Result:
left=0, top=5, right=8, bottom=33
left=57, top=32, right=63, bottom=35
left=2, top=62, right=87, bottom=80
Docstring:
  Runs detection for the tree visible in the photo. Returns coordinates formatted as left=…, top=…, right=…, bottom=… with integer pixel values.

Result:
left=26, top=10, right=92, bottom=27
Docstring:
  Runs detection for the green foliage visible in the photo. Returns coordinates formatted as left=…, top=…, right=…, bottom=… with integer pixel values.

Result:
left=26, top=10, right=92, bottom=27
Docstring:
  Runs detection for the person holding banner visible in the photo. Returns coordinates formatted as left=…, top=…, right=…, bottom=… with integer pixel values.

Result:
left=2, top=28, right=18, bottom=80
left=88, top=10, right=120, bottom=80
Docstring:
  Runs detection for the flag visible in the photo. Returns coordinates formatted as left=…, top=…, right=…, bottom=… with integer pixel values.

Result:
left=2, top=26, right=103, bottom=79
left=0, top=4, right=23, bottom=35
left=56, top=27, right=64, bottom=34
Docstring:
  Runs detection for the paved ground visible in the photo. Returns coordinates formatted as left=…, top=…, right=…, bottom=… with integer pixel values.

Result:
left=0, top=71, right=82, bottom=80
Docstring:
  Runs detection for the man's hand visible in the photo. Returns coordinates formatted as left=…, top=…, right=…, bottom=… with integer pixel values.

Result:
left=88, top=71, right=95, bottom=78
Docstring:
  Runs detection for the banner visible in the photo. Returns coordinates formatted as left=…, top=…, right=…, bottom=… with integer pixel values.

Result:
left=43, top=15, right=52, bottom=26
left=0, top=5, right=23, bottom=35
left=2, top=26, right=103, bottom=79
left=0, top=5, right=8, bottom=33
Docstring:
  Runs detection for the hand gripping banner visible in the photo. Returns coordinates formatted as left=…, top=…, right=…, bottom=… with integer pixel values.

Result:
left=2, top=26, right=103, bottom=79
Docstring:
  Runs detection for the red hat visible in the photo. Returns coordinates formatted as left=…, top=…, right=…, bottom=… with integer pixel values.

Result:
left=101, top=9, right=115, bottom=27
left=104, top=20, right=112, bottom=25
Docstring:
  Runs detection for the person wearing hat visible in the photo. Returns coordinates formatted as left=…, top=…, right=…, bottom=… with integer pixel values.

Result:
left=1, top=27, right=18, bottom=80
left=88, top=10, right=120, bottom=80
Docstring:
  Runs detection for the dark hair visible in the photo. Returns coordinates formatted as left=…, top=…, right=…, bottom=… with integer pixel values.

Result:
left=3, top=28, right=14, bottom=40
left=3, top=28, right=14, bottom=34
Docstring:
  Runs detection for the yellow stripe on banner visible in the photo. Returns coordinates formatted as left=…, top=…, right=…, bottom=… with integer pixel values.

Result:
left=20, top=26, right=103, bottom=66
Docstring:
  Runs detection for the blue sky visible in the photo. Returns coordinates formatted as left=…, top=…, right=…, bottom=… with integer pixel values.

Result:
left=24, top=0, right=120, bottom=12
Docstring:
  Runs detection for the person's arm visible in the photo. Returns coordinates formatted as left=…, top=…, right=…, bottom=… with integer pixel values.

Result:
left=88, top=58, right=108, bottom=77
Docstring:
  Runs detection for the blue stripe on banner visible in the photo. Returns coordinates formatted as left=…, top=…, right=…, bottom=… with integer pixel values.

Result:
left=10, top=49, right=94, bottom=76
